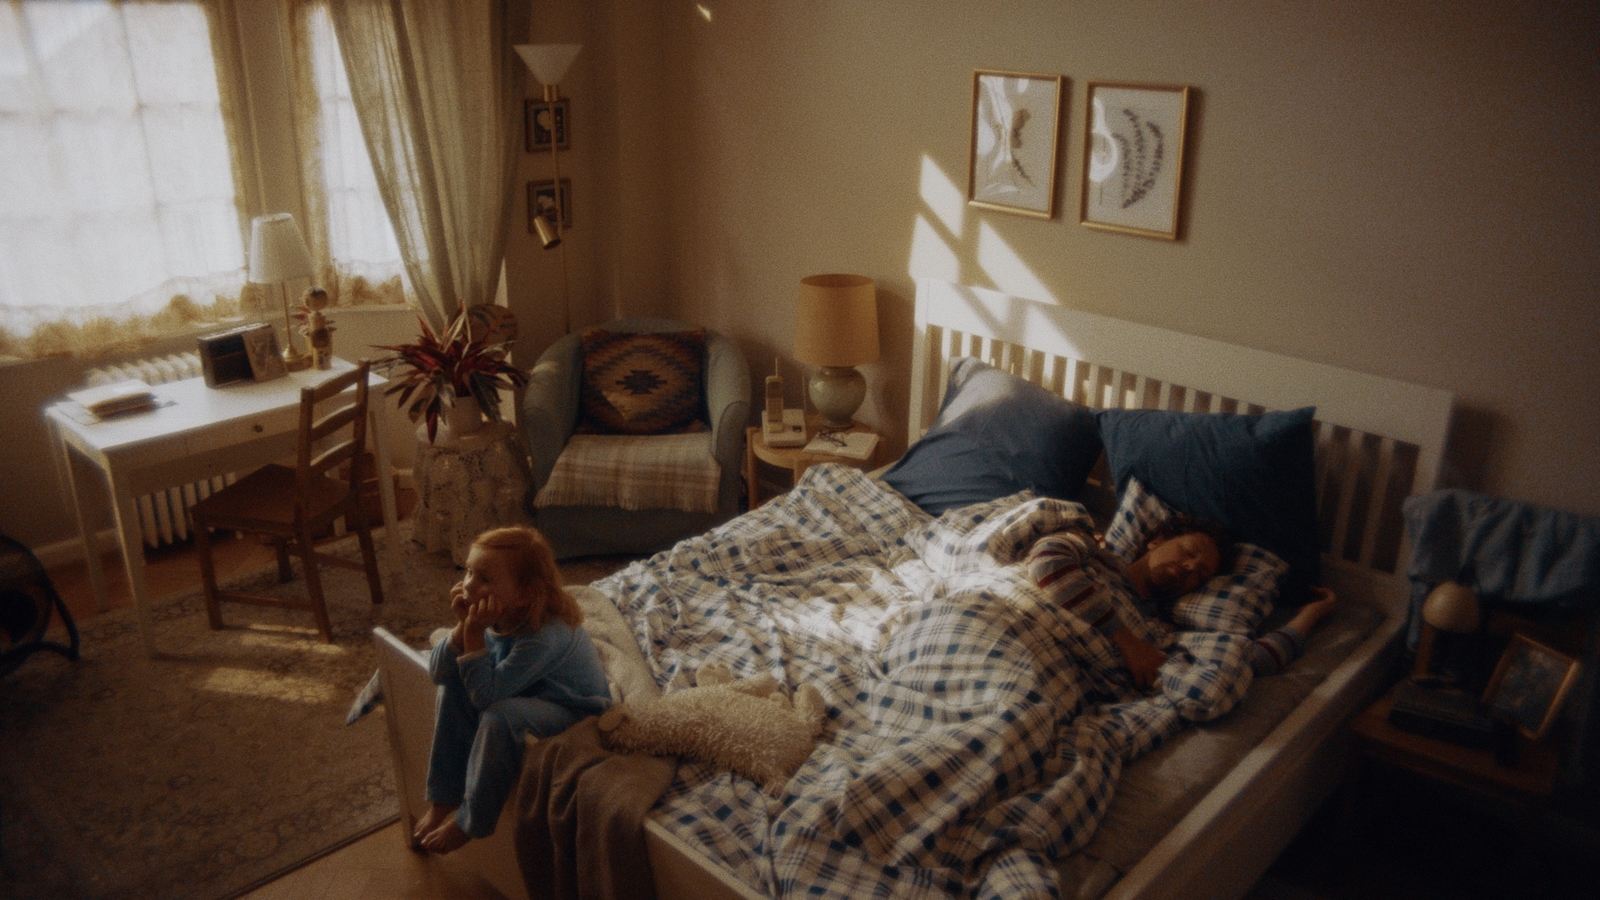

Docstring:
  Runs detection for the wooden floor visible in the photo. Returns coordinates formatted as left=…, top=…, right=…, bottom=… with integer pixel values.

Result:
left=43, top=499, right=511, bottom=900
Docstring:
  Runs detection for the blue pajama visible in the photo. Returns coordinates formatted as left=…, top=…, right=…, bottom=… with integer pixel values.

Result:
left=425, top=620, right=611, bottom=838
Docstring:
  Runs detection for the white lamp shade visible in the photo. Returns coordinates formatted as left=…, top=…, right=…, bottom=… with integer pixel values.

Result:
left=515, top=43, right=582, bottom=85
left=794, top=274, right=878, bottom=368
left=248, top=213, right=314, bottom=284
left=1422, top=580, right=1481, bottom=633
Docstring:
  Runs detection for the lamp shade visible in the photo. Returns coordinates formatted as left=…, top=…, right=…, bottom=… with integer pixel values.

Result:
left=248, top=213, right=314, bottom=285
left=1422, top=580, right=1481, bottom=633
left=794, top=274, right=878, bottom=368
left=515, top=43, right=582, bottom=85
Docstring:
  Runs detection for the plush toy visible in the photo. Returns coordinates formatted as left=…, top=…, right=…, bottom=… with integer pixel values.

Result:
left=597, top=663, right=827, bottom=795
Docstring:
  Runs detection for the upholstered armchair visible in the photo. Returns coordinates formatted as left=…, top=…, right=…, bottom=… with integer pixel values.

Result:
left=521, top=318, right=750, bottom=559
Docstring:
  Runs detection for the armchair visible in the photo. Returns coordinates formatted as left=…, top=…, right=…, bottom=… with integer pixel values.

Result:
left=521, top=318, right=750, bottom=559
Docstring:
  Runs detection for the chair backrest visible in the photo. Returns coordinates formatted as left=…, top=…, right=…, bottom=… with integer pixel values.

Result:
left=295, top=361, right=370, bottom=510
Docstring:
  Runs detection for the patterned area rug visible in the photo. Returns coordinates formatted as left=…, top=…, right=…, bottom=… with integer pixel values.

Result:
left=0, top=525, right=636, bottom=900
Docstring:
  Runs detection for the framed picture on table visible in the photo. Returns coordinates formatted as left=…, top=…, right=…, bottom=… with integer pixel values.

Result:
left=967, top=70, right=1064, bottom=219
left=1080, top=82, right=1190, bottom=240
left=525, top=98, right=569, bottom=152
left=1482, top=634, right=1581, bottom=741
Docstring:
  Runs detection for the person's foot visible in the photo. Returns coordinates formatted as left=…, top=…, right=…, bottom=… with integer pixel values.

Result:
left=411, top=803, right=458, bottom=847
left=419, top=818, right=472, bottom=854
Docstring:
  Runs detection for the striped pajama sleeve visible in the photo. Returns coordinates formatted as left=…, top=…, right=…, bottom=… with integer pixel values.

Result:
left=1249, top=625, right=1308, bottom=676
left=1024, top=532, right=1126, bottom=637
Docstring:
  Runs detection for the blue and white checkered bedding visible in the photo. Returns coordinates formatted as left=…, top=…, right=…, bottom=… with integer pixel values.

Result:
left=592, top=464, right=1258, bottom=900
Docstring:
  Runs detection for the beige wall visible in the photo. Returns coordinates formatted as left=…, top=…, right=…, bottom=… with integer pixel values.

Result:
left=515, top=0, right=1598, bottom=516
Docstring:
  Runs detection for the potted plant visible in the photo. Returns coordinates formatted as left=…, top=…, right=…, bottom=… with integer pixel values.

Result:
left=373, top=307, right=528, bottom=443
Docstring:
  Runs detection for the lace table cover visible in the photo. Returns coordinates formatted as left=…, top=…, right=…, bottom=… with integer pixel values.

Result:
left=412, top=421, right=532, bottom=565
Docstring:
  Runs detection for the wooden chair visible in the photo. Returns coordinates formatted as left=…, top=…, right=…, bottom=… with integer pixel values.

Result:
left=190, top=362, right=384, bottom=641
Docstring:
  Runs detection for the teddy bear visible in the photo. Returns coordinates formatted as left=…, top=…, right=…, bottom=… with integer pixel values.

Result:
left=596, top=662, right=827, bottom=795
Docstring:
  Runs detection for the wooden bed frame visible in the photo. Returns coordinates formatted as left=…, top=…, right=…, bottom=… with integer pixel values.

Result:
left=373, top=278, right=1454, bottom=900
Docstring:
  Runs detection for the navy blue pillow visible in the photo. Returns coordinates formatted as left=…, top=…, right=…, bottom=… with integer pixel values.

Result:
left=1096, top=406, right=1321, bottom=604
left=882, top=357, right=1103, bottom=516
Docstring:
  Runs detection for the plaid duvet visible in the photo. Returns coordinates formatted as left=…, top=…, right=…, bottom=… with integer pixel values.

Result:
left=593, top=464, right=1256, bottom=899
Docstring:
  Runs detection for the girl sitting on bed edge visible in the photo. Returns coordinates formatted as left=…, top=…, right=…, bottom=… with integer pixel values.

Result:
left=1027, top=512, right=1337, bottom=689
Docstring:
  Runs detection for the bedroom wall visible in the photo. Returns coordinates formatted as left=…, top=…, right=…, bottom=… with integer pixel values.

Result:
left=536, top=0, right=1598, bottom=518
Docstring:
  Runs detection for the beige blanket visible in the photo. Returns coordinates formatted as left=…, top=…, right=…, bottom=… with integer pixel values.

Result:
left=514, top=716, right=679, bottom=900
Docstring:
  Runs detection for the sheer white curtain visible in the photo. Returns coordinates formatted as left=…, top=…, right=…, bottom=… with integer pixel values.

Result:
left=0, top=0, right=244, bottom=358
left=328, top=0, right=528, bottom=333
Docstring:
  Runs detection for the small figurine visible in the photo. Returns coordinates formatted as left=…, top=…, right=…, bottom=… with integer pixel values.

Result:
left=299, top=287, right=335, bottom=369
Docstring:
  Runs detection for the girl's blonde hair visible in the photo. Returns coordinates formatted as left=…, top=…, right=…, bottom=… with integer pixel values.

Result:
left=470, top=526, right=583, bottom=630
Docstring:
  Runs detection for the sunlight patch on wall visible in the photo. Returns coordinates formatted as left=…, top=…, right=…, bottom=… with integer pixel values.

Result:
left=920, top=156, right=965, bottom=239
left=978, top=221, right=1058, bottom=304
left=200, top=667, right=340, bottom=704
left=909, top=215, right=960, bottom=283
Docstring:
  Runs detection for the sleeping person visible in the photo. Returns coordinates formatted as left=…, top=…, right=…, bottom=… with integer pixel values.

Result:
left=1026, top=511, right=1337, bottom=689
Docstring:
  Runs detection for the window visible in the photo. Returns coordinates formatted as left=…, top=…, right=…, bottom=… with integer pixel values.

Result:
left=0, top=0, right=402, bottom=360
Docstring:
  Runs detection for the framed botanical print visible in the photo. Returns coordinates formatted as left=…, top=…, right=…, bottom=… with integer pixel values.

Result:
left=967, top=70, right=1064, bottom=219
left=1080, top=82, right=1190, bottom=240
left=525, top=98, right=570, bottom=152
left=1483, top=634, right=1582, bottom=741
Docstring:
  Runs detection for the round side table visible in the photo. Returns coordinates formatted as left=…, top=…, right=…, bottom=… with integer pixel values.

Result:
left=744, top=415, right=881, bottom=509
left=412, top=420, right=532, bottom=564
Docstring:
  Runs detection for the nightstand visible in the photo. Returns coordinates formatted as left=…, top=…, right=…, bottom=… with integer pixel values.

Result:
left=744, top=415, right=881, bottom=509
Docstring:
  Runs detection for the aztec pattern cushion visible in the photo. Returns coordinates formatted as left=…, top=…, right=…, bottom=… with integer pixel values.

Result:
left=1103, top=476, right=1286, bottom=635
left=578, top=328, right=708, bottom=435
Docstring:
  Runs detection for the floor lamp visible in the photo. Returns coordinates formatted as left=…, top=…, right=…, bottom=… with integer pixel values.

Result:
left=516, top=43, right=580, bottom=334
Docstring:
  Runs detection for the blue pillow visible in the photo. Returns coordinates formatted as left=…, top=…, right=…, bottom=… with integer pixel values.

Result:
left=882, top=357, right=1103, bottom=516
left=1096, top=406, right=1320, bottom=603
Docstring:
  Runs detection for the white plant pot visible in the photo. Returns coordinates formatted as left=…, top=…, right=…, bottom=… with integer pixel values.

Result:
left=445, top=396, right=484, bottom=436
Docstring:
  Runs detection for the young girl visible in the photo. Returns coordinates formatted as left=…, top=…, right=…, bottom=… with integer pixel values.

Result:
left=413, top=526, right=612, bottom=853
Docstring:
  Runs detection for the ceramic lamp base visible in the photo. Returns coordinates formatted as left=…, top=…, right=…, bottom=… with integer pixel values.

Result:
left=808, top=365, right=865, bottom=429
left=281, top=346, right=314, bottom=372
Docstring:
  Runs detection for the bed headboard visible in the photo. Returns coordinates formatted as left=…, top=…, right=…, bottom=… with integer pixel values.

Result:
left=909, top=279, right=1454, bottom=580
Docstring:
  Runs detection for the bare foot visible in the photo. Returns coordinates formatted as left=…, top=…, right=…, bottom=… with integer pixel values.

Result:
left=411, top=803, right=458, bottom=847
left=419, top=818, right=472, bottom=854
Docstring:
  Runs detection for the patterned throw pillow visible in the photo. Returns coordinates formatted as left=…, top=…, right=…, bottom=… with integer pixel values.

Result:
left=578, top=328, right=707, bottom=435
left=1104, top=476, right=1286, bottom=635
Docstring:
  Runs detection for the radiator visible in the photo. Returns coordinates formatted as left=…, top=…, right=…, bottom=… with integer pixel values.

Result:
left=84, top=353, right=234, bottom=550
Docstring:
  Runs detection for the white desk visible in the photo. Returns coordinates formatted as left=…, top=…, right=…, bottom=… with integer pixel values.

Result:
left=45, top=359, right=401, bottom=656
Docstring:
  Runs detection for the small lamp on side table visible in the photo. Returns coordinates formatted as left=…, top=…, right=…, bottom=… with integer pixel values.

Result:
left=794, top=273, right=878, bottom=429
left=1413, top=580, right=1482, bottom=684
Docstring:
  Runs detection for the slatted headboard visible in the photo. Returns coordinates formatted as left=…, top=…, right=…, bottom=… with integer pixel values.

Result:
left=910, top=279, right=1454, bottom=579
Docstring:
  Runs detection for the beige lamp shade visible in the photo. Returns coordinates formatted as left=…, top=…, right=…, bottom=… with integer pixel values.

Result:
left=1422, top=580, right=1481, bottom=633
left=248, top=214, right=314, bottom=284
left=794, top=274, right=878, bottom=368
left=515, top=43, right=581, bottom=85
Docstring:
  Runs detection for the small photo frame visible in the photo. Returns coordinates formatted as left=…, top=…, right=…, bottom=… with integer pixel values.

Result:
left=967, top=70, right=1064, bottom=219
left=524, top=98, right=569, bottom=152
left=1482, top=634, right=1582, bottom=741
left=1080, top=82, right=1190, bottom=240
left=527, top=178, right=572, bottom=233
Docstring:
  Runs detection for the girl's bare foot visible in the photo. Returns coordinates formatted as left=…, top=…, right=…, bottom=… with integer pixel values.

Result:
left=412, top=803, right=458, bottom=847
left=419, top=818, right=472, bottom=854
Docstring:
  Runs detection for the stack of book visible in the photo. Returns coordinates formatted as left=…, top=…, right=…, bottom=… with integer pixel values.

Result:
left=68, top=379, right=157, bottom=419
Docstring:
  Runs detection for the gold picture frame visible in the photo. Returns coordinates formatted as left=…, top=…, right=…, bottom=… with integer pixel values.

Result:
left=524, top=98, right=569, bottom=152
left=1079, top=82, right=1190, bottom=240
left=1482, top=634, right=1582, bottom=741
left=967, top=70, right=1064, bottom=219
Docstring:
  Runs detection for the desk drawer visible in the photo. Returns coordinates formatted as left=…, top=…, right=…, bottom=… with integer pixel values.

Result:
left=185, top=406, right=300, bottom=455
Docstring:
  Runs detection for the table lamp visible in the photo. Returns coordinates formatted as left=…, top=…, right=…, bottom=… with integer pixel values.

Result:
left=794, top=274, right=878, bottom=429
left=248, top=213, right=316, bottom=371
left=1412, top=580, right=1481, bottom=683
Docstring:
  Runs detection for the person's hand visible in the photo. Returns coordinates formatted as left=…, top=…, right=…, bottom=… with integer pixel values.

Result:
left=449, top=581, right=471, bottom=623
left=1111, top=628, right=1167, bottom=689
left=464, top=596, right=501, bottom=633
left=1286, top=587, right=1337, bottom=635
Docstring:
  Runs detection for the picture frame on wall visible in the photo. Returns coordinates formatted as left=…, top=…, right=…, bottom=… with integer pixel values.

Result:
left=1482, top=634, right=1582, bottom=741
left=527, top=178, right=572, bottom=233
left=967, top=70, right=1064, bottom=219
left=1080, top=82, right=1190, bottom=240
left=525, top=98, right=570, bottom=152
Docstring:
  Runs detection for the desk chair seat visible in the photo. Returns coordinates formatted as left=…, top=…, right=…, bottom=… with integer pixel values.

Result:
left=189, top=362, right=384, bottom=641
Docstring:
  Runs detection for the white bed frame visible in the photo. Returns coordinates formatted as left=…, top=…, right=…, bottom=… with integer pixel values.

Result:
left=373, top=278, right=1454, bottom=900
